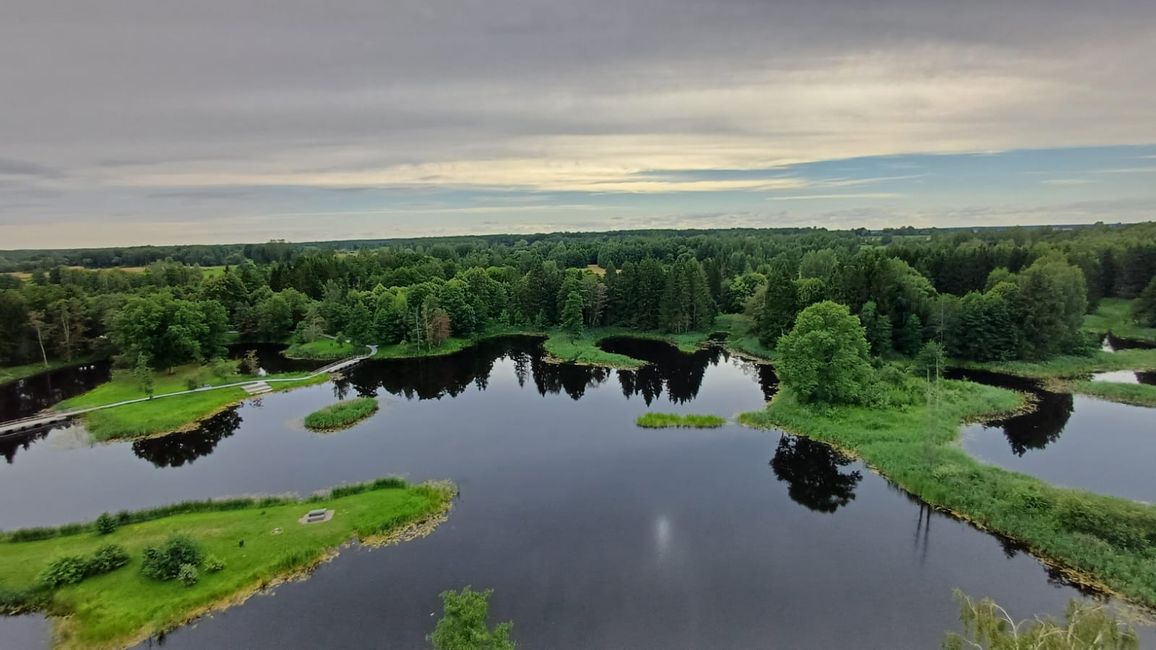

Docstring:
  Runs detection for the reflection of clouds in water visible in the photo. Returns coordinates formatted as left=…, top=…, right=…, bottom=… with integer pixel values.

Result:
left=47, top=423, right=95, bottom=450
left=654, top=515, right=672, bottom=561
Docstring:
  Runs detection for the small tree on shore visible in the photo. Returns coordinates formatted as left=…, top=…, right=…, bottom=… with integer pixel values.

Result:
left=775, top=301, right=874, bottom=405
left=561, top=290, right=585, bottom=340
left=133, top=354, right=155, bottom=399
left=429, top=587, right=514, bottom=650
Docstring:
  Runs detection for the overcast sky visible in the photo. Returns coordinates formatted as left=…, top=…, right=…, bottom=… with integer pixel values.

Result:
left=2, top=0, right=1155, bottom=248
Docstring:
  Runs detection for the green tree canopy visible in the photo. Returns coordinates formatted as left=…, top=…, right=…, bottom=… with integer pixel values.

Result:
left=775, top=301, right=875, bottom=405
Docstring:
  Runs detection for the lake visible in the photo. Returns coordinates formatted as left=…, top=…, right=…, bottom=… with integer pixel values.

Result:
left=950, top=368, right=1156, bottom=503
left=0, top=338, right=1149, bottom=648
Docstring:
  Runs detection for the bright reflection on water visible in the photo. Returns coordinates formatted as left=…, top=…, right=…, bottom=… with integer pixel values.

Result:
left=0, top=338, right=1149, bottom=648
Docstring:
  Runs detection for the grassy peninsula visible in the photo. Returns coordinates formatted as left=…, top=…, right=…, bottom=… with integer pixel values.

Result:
left=283, top=338, right=364, bottom=360
left=636, top=412, right=726, bottom=428
left=304, top=397, right=380, bottom=431
left=1083, top=298, right=1156, bottom=345
left=953, top=348, right=1156, bottom=380
left=0, top=358, right=97, bottom=386
left=1060, top=379, right=1156, bottom=408
left=740, top=382, right=1156, bottom=608
left=0, top=478, right=455, bottom=650
left=57, top=362, right=325, bottom=441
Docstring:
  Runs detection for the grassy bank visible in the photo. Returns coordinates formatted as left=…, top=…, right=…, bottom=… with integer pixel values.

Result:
left=0, top=478, right=454, bottom=649
left=635, top=412, right=726, bottom=428
left=713, top=313, right=775, bottom=361
left=1083, top=298, right=1156, bottom=345
left=1061, top=380, right=1156, bottom=408
left=304, top=397, right=379, bottom=431
left=283, top=338, right=364, bottom=360
left=57, top=362, right=324, bottom=441
left=0, top=358, right=97, bottom=386
left=953, top=348, right=1156, bottom=380
left=372, top=337, right=480, bottom=360
left=740, top=381, right=1156, bottom=608
left=543, top=331, right=646, bottom=369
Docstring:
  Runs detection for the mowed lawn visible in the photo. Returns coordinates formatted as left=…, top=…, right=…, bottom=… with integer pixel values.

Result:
left=0, top=480, right=453, bottom=649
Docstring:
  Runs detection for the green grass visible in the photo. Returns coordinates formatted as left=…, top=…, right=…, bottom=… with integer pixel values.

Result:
left=714, top=313, right=776, bottom=361
left=1083, top=298, right=1156, bottom=344
left=283, top=338, right=363, bottom=360
left=542, top=330, right=646, bottom=369
left=0, top=478, right=454, bottom=649
left=740, top=381, right=1156, bottom=609
left=635, top=412, right=727, bottom=428
left=57, top=362, right=323, bottom=441
left=1064, top=380, right=1156, bottom=408
left=372, top=337, right=479, bottom=360
left=954, top=349, right=1156, bottom=380
left=303, top=397, right=379, bottom=431
left=0, top=357, right=95, bottom=386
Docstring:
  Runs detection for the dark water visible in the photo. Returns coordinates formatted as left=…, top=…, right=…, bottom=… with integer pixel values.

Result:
left=1, top=339, right=1150, bottom=648
left=0, top=360, right=111, bottom=422
left=226, top=342, right=326, bottom=375
left=950, top=368, right=1156, bottom=503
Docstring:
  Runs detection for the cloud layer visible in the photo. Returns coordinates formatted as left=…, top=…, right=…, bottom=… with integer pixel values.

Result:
left=2, top=0, right=1155, bottom=246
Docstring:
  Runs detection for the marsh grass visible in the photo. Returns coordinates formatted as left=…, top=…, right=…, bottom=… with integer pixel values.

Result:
left=740, top=381, right=1156, bottom=608
left=1066, top=380, right=1156, bottom=408
left=954, top=349, right=1156, bottom=379
left=0, top=478, right=454, bottom=649
left=303, top=396, right=379, bottom=431
left=635, top=412, right=727, bottom=428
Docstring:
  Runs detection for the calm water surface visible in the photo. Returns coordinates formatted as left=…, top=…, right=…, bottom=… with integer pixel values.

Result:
left=1, top=339, right=1149, bottom=648
left=951, top=368, right=1156, bottom=502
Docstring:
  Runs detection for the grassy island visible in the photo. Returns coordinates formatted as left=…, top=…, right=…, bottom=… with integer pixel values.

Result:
left=57, top=362, right=326, bottom=441
left=0, top=358, right=98, bottom=386
left=0, top=478, right=455, bottom=650
left=283, top=338, right=364, bottom=360
left=635, top=412, right=726, bottom=428
left=740, top=381, right=1156, bottom=609
left=304, top=396, right=380, bottom=431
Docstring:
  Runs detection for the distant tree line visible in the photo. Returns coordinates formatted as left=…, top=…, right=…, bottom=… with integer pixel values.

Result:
left=1, top=222, right=1154, bottom=372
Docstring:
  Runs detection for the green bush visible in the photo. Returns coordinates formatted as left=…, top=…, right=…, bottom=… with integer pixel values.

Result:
left=37, top=555, right=91, bottom=587
left=204, top=554, right=226, bottom=573
left=88, top=544, right=130, bottom=573
left=178, top=563, right=199, bottom=587
left=141, top=535, right=203, bottom=581
left=95, top=512, right=118, bottom=535
left=37, top=544, right=129, bottom=587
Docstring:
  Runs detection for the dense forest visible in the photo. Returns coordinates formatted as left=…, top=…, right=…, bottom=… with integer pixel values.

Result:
left=2, top=222, right=1156, bottom=374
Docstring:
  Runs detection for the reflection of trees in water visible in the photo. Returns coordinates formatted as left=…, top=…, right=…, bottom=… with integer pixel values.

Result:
left=0, top=362, right=112, bottom=421
left=0, top=428, right=50, bottom=464
left=330, top=335, right=772, bottom=404
left=132, top=408, right=242, bottom=467
left=994, top=390, right=1073, bottom=455
left=1137, top=371, right=1156, bottom=386
left=944, top=369, right=1073, bottom=455
left=770, top=435, right=862, bottom=513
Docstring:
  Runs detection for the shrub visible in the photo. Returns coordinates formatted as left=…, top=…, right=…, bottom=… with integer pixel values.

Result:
left=95, top=512, right=118, bottom=535
left=944, top=590, right=1138, bottom=649
left=178, top=563, right=200, bottom=587
left=88, top=544, right=130, bottom=573
left=37, top=555, right=90, bottom=588
left=141, top=535, right=203, bottom=581
left=37, top=544, right=129, bottom=587
left=204, top=555, right=226, bottom=573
